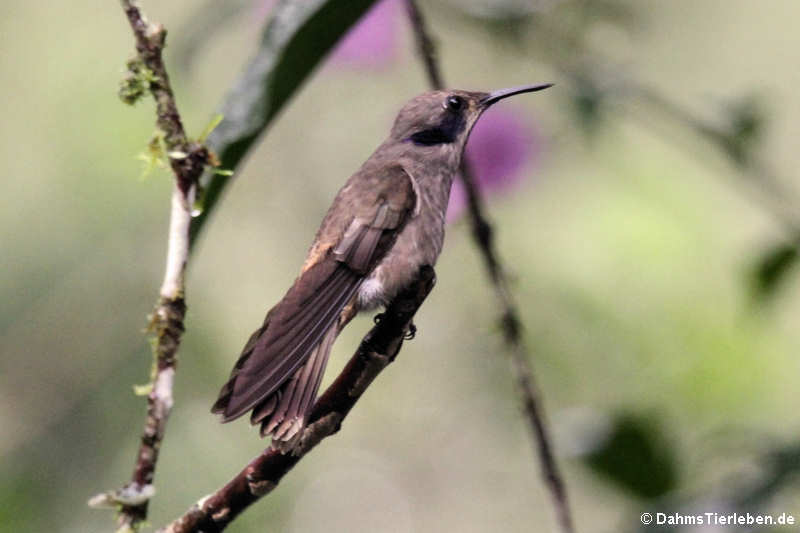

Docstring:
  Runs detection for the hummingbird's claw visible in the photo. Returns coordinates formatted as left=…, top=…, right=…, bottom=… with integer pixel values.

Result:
left=404, top=322, right=417, bottom=340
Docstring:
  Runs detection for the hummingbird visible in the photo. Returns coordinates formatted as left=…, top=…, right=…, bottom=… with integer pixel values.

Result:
left=212, top=84, right=552, bottom=447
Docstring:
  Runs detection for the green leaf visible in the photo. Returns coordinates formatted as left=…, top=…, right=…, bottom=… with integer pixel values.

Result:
left=752, top=241, right=799, bottom=301
left=197, top=113, right=225, bottom=144
left=583, top=412, right=678, bottom=499
left=136, top=131, right=168, bottom=180
left=188, top=0, right=380, bottom=248
left=569, top=73, right=605, bottom=138
left=132, top=383, right=153, bottom=396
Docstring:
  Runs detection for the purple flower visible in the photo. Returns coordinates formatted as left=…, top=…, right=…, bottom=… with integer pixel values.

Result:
left=256, top=0, right=401, bottom=68
left=329, top=0, right=401, bottom=69
left=447, top=107, right=541, bottom=221
left=255, top=0, right=275, bottom=23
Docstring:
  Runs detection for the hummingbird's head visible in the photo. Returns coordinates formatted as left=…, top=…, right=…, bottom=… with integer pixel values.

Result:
left=389, top=84, right=553, bottom=150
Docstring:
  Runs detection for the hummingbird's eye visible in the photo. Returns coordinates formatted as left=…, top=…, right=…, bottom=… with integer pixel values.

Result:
left=444, top=95, right=464, bottom=112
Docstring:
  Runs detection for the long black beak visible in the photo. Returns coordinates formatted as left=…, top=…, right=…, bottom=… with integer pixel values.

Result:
left=480, top=83, right=554, bottom=107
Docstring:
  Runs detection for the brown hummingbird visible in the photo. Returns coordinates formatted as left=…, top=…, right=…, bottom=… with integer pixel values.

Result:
left=212, top=84, right=552, bottom=446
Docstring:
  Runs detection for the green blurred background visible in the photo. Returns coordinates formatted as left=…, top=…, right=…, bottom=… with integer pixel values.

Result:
left=2, top=1, right=800, bottom=532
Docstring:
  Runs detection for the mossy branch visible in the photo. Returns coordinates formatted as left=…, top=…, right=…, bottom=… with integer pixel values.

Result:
left=90, top=2, right=210, bottom=531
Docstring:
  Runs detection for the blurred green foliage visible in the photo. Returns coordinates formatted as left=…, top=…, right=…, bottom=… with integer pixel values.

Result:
left=753, top=241, right=799, bottom=303
left=584, top=413, right=678, bottom=500
left=2, top=1, right=800, bottom=532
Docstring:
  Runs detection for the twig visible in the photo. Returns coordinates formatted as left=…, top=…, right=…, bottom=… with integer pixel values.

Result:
left=89, top=2, right=209, bottom=531
left=404, top=1, right=575, bottom=532
left=159, top=267, right=436, bottom=533
left=405, top=0, right=444, bottom=90
left=630, top=84, right=800, bottom=236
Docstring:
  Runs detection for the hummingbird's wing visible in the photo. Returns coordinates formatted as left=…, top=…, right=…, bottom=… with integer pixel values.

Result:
left=213, top=165, right=416, bottom=424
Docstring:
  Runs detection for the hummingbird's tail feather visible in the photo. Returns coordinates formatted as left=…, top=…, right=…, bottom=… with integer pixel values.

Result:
left=213, top=258, right=361, bottom=423
left=211, top=318, right=272, bottom=416
left=259, top=322, right=339, bottom=443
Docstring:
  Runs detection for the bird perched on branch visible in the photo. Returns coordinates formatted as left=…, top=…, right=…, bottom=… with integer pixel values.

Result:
left=212, top=84, right=552, bottom=448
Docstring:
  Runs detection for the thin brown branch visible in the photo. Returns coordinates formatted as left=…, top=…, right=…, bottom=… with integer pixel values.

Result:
left=159, top=267, right=436, bottom=533
left=404, top=1, right=575, bottom=532
left=89, top=1, right=209, bottom=531
left=120, top=0, right=208, bottom=194
left=405, top=0, right=444, bottom=90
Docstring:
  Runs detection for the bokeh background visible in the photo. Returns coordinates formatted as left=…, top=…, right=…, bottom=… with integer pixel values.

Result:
left=2, top=1, right=800, bottom=532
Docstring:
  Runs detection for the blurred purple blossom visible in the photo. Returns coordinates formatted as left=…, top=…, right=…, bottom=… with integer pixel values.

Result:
left=255, top=0, right=275, bottom=23
left=329, top=0, right=401, bottom=69
left=447, top=107, right=542, bottom=221
left=257, top=0, right=402, bottom=69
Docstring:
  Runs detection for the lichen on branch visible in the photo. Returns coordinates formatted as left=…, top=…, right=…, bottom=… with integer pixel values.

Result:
left=90, top=2, right=210, bottom=532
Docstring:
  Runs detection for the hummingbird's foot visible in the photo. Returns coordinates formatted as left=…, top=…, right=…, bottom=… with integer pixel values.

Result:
left=373, top=313, right=414, bottom=339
